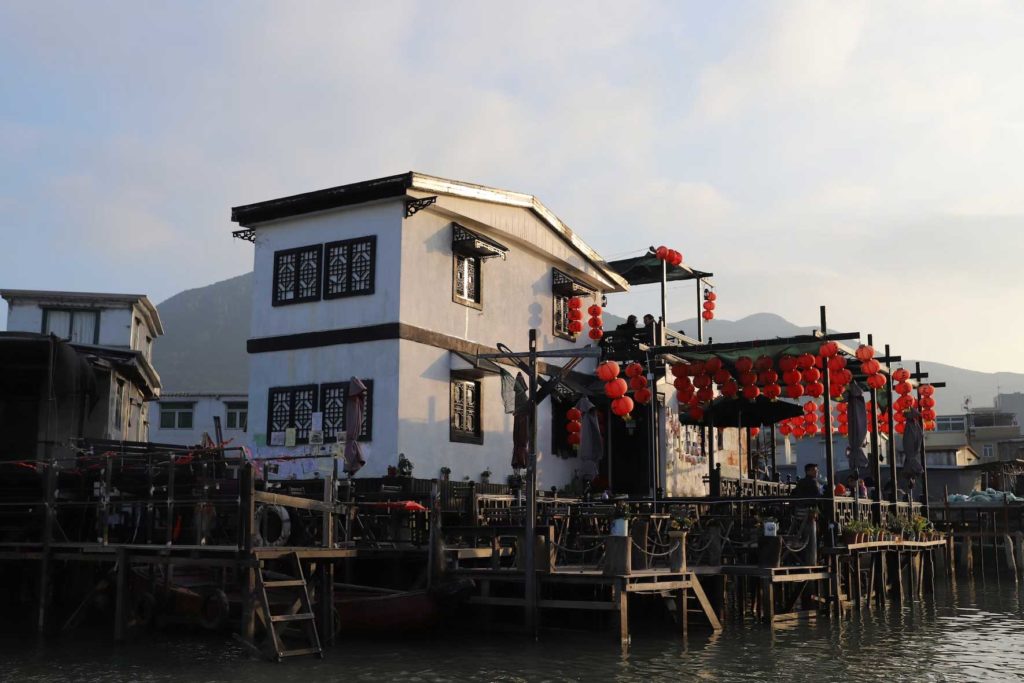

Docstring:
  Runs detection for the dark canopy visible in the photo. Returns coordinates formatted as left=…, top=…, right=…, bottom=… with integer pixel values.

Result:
left=679, top=395, right=803, bottom=428
left=607, top=254, right=713, bottom=286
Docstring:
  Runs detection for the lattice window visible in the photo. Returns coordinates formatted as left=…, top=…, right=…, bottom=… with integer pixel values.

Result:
left=319, top=380, right=374, bottom=443
left=453, top=254, right=480, bottom=305
left=553, top=294, right=574, bottom=339
left=325, top=236, right=376, bottom=298
left=273, top=245, right=322, bottom=306
left=450, top=378, right=482, bottom=444
left=265, top=385, right=318, bottom=444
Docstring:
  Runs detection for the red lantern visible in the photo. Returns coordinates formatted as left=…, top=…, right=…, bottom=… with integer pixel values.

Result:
left=855, top=345, right=875, bottom=361
left=779, top=423, right=792, bottom=436
left=837, top=411, right=849, bottom=424
left=625, top=362, right=644, bottom=378
left=656, top=245, right=668, bottom=260
left=922, top=408, right=936, bottom=420
left=720, top=379, right=739, bottom=398
left=895, top=381, right=912, bottom=395
left=796, top=353, right=815, bottom=370
left=803, top=413, right=817, bottom=425
left=802, top=368, right=821, bottom=384
left=838, top=423, right=849, bottom=436
left=778, top=355, right=797, bottom=373
left=676, top=387, right=695, bottom=403
left=705, top=291, right=717, bottom=302
left=689, top=361, right=705, bottom=376
left=713, top=368, right=732, bottom=385
left=673, top=376, right=692, bottom=391
left=738, top=371, right=758, bottom=387
left=689, top=405, right=705, bottom=422
left=693, top=374, right=712, bottom=389
left=568, top=320, right=583, bottom=334
left=827, top=356, right=847, bottom=371
left=754, top=355, right=773, bottom=372
left=920, top=396, right=935, bottom=409
left=803, top=401, right=817, bottom=413
left=805, top=423, right=819, bottom=436
left=588, top=317, right=603, bottom=328
left=866, top=373, right=885, bottom=390
left=782, top=369, right=802, bottom=386
left=596, top=362, right=620, bottom=382
left=920, top=384, right=935, bottom=397
left=735, top=356, right=754, bottom=373
left=634, top=387, right=652, bottom=404
left=696, top=387, right=714, bottom=403
left=671, top=363, right=689, bottom=378
left=860, top=359, right=880, bottom=375
left=566, top=408, right=582, bottom=421
left=568, top=308, right=583, bottom=321
left=894, top=422, right=906, bottom=434
left=742, top=385, right=760, bottom=401
left=566, top=421, right=581, bottom=433
left=892, top=368, right=910, bottom=382
left=567, top=432, right=581, bottom=445
left=568, top=297, right=582, bottom=310
left=702, top=310, right=713, bottom=321
left=670, top=250, right=683, bottom=266
left=750, top=427, right=761, bottom=437
left=763, top=383, right=782, bottom=400
left=758, top=369, right=779, bottom=386
left=702, top=301, right=715, bottom=311
left=785, top=383, right=804, bottom=399
left=704, top=357, right=723, bottom=374
left=819, top=341, right=839, bottom=357
left=792, top=426, right=806, bottom=438
left=588, top=328, right=603, bottom=340
left=587, top=304, right=602, bottom=316
left=805, top=382, right=824, bottom=398
left=630, top=375, right=648, bottom=391
left=829, top=383, right=844, bottom=399
left=612, top=396, right=634, bottom=417
left=604, top=378, right=628, bottom=399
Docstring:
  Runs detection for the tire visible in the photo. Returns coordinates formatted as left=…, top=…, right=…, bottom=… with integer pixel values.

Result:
left=198, top=587, right=230, bottom=631
left=254, top=505, right=291, bottom=547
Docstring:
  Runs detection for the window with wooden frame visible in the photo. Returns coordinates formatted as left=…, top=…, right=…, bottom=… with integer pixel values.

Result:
left=552, top=294, right=574, bottom=340
left=266, top=384, right=318, bottom=443
left=450, top=377, right=482, bottom=444
left=225, top=401, right=248, bottom=432
left=273, top=244, right=322, bottom=306
left=319, top=380, right=374, bottom=442
left=159, top=401, right=194, bottom=429
left=551, top=269, right=593, bottom=341
left=42, top=308, right=100, bottom=345
left=324, top=236, right=376, bottom=299
left=452, top=253, right=481, bottom=308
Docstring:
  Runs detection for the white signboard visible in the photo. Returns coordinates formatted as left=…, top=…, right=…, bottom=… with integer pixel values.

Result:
left=285, top=428, right=297, bottom=447
left=309, top=430, right=324, bottom=445
left=311, top=412, right=323, bottom=432
left=270, top=431, right=285, bottom=446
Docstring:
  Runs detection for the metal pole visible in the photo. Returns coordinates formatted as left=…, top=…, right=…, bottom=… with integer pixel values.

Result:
left=916, top=361, right=930, bottom=517
left=770, top=423, right=778, bottom=481
left=885, top=345, right=898, bottom=507
left=868, top=334, right=882, bottom=526
left=696, top=279, right=703, bottom=343
left=660, top=257, right=668, bottom=346
left=820, top=306, right=836, bottom=502
left=523, top=329, right=538, bottom=636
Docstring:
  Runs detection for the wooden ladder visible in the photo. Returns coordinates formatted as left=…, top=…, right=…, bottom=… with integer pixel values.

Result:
left=256, top=552, right=323, bottom=661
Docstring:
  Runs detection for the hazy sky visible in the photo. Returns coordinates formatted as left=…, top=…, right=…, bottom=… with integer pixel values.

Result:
left=2, top=1, right=1022, bottom=372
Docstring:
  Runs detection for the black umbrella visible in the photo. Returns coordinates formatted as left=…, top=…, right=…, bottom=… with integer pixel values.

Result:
left=606, top=253, right=712, bottom=286
left=679, top=395, right=803, bottom=428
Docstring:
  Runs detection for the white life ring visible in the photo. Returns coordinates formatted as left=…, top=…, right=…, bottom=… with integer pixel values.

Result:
left=255, top=504, right=291, bottom=547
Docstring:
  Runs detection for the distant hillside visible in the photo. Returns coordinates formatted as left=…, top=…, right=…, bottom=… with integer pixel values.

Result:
left=152, top=272, right=251, bottom=393
left=152, top=275, right=1024, bottom=413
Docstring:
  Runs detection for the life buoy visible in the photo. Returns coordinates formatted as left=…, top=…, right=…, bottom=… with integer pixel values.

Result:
left=198, top=587, right=230, bottom=631
left=254, top=505, right=291, bottom=547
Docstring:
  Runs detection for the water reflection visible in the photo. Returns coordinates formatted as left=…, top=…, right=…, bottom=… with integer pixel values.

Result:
left=2, top=581, right=1022, bottom=683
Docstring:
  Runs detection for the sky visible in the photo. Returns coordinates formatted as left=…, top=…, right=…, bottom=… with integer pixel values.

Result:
left=1, top=1, right=1022, bottom=372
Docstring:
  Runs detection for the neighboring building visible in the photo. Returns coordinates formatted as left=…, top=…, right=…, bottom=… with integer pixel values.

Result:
left=148, top=392, right=248, bottom=447
left=0, top=290, right=163, bottom=460
left=995, top=392, right=1024, bottom=433
left=232, top=172, right=630, bottom=485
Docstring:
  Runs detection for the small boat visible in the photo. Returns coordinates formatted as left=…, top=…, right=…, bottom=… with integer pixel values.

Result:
left=333, top=578, right=474, bottom=633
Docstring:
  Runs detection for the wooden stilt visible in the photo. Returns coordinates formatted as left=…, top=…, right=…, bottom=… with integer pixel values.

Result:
left=615, top=582, right=629, bottom=648
left=114, top=548, right=128, bottom=641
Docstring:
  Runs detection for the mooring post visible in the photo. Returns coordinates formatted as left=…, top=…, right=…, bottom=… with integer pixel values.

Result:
left=37, top=455, right=57, bottom=635
left=114, top=547, right=128, bottom=641
left=239, top=462, right=256, bottom=645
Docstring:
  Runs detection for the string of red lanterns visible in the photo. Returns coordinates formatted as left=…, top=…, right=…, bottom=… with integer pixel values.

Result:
left=702, top=289, right=716, bottom=321
left=655, top=245, right=684, bottom=267
left=565, top=407, right=582, bottom=446
left=587, top=303, right=604, bottom=341
left=567, top=296, right=584, bottom=336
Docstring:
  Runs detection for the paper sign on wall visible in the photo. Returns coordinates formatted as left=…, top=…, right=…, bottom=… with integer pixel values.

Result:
left=285, top=428, right=297, bottom=447
left=311, top=412, right=323, bottom=432
left=270, top=431, right=285, bottom=446
left=309, top=430, right=324, bottom=445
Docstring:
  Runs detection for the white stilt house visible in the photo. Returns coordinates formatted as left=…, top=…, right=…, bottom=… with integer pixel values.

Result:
left=232, top=173, right=628, bottom=485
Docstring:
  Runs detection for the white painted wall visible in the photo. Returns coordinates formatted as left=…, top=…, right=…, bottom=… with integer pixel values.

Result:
left=5, top=299, right=153, bottom=352
left=394, top=339, right=578, bottom=487
left=249, top=200, right=404, bottom=341
left=247, top=340, right=399, bottom=479
left=148, top=394, right=248, bottom=447
left=5, top=301, right=43, bottom=333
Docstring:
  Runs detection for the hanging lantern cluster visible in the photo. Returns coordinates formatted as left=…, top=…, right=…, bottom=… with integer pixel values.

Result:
left=566, top=296, right=584, bottom=336
left=597, top=361, right=634, bottom=419
left=655, top=245, right=684, bottom=267
left=819, top=341, right=854, bottom=399
left=702, top=289, right=717, bottom=321
left=856, top=345, right=887, bottom=390
left=835, top=401, right=849, bottom=436
left=919, top=384, right=937, bottom=431
left=625, top=362, right=652, bottom=405
left=565, top=407, right=582, bottom=446
left=586, top=303, right=604, bottom=341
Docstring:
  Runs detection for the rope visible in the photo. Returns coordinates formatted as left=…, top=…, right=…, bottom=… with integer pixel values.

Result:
left=550, top=539, right=606, bottom=554
left=687, top=534, right=715, bottom=553
left=782, top=536, right=809, bottom=553
left=630, top=539, right=681, bottom=558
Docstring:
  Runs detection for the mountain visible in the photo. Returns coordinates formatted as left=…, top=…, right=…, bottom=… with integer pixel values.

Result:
left=152, top=272, right=251, bottom=393
left=152, top=275, right=1024, bottom=413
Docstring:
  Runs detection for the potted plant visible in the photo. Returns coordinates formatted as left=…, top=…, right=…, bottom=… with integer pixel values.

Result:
left=396, top=453, right=414, bottom=477
left=910, top=515, right=930, bottom=542
left=439, top=466, right=451, bottom=482
left=480, top=468, right=492, bottom=484
left=611, top=501, right=630, bottom=537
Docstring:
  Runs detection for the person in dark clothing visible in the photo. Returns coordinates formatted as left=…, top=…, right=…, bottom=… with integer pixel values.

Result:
left=616, top=315, right=639, bottom=333
left=641, top=313, right=657, bottom=343
left=791, top=463, right=823, bottom=499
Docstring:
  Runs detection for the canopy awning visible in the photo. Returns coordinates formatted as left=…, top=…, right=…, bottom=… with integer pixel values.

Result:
left=607, top=254, right=713, bottom=286
left=678, top=395, right=803, bottom=428
left=452, top=223, right=508, bottom=260
left=552, top=268, right=596, bottom=297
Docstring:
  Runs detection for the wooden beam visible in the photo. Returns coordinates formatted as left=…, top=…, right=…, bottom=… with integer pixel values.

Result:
left=254, top=491, right=334, bottom=513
